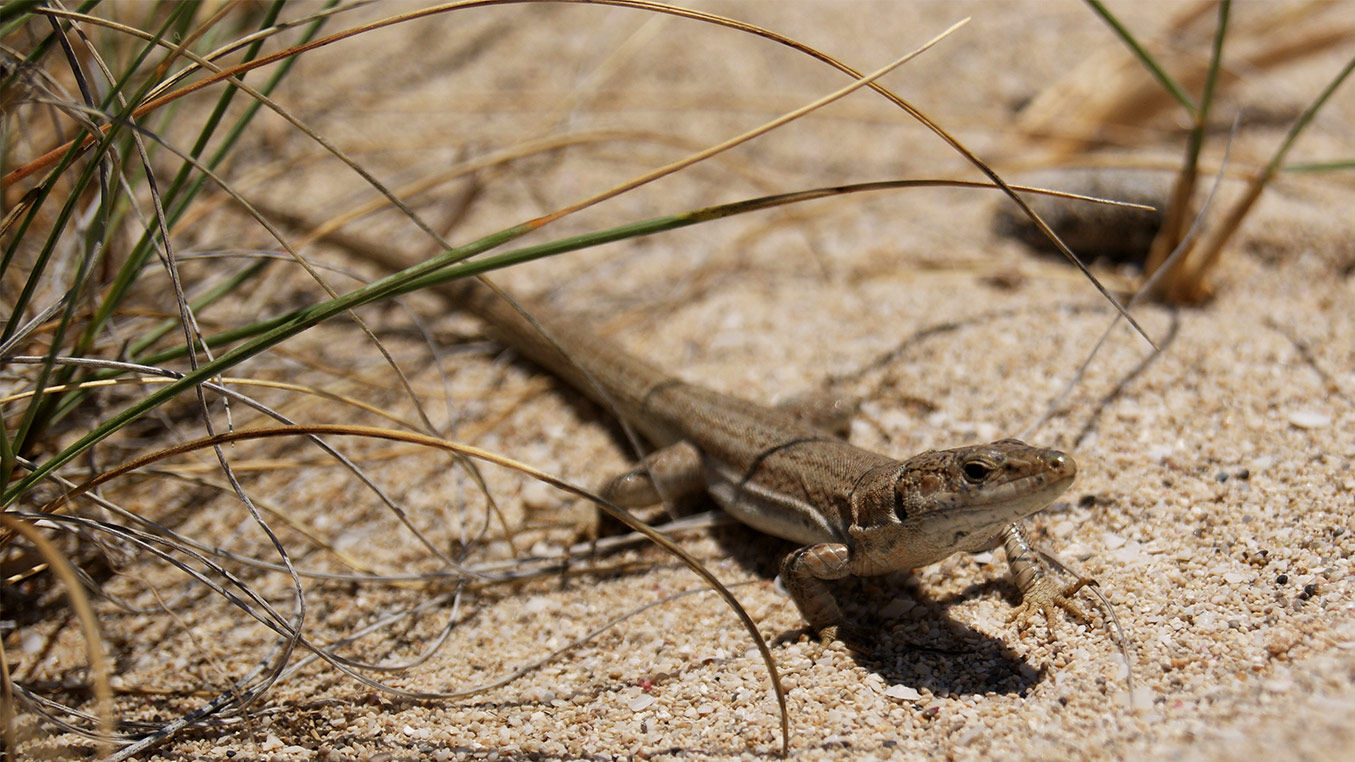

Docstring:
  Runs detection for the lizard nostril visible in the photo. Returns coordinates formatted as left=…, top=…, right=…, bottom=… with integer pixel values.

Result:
left=1049, top=452, right=1075, bottom=475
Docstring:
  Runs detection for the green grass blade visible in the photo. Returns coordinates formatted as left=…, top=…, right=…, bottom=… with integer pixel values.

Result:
left=68, top=1, right=330, bottom=385
left=1084, top=0, right=1197, bottom=116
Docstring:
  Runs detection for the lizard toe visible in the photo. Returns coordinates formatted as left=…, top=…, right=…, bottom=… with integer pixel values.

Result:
left=1008, top=576, right=1094, bottom=638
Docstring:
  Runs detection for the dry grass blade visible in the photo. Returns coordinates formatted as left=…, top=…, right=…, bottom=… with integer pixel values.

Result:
left=28, top=423, right=791, bottom=753
left=524, top=17, right=971, bottom=227
left=0, top=355, right=487, bottom=576
left=0, top=513, right=113, bottom=755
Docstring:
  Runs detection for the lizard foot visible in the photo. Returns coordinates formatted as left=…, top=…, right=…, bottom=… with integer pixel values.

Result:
left=816, top=623, right=875, bottom=654
left=1008, top=575, right=1095, bottom=638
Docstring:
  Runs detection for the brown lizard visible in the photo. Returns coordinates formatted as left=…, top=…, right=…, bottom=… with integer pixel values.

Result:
left=445, top=277, right=1084, bottom=650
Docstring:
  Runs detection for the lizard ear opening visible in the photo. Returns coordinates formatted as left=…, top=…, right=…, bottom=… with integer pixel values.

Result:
left=893, top=481, right=908, bottom=521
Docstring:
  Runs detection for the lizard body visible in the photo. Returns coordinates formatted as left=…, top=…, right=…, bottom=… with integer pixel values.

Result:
left=450, top=278, right=1078, bottom=648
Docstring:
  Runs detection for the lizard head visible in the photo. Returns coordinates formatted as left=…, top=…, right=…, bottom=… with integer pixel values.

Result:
left=881, top=438, right=1075, bottom=558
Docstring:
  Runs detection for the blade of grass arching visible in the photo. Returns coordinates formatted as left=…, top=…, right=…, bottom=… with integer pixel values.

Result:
left=1083, top=0, right=1198, bottom=116
left=1173, top=49, right=1355, bottom=302
left=1145, top=0, right=1229, bottom=278
left=128, top=180, right=1152, bottom=371
left=391, top=181, right=1157, bottom=297
left=527, top=19, right=968, bottom=225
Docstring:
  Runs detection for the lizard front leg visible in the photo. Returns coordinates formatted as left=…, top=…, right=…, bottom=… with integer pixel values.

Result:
left=780, top=543, right=871, bottom=650
left=1002, top=521, right=1092, bottom=634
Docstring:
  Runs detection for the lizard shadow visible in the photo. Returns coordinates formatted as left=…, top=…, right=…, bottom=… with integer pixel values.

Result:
left=706, top=522, right=1044, bottom=699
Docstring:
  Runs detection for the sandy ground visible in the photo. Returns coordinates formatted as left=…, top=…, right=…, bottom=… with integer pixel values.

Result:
left=12, top=1, right=1355, bottom=759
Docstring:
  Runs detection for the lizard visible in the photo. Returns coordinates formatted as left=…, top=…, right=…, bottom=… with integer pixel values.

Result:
left=443, top=275, right=1086, bottom=651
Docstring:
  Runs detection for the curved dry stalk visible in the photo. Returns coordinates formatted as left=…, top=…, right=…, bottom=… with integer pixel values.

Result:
left=305, top=177, right=1154, bottom=319
left=1022, top=117, right=1236, bottom=441
left=268, top=128, right=778, bottom=249
left=17, top=2, right=1147, bottom=348
left=19, top=441, right=713, bottom=589
left=0, top=513, right=114, bottom=754
left=32, top=422, right=791, bottom=753
left=524, top=19, right=970, bottom=228
left=0, top=356, right=491, bottom=573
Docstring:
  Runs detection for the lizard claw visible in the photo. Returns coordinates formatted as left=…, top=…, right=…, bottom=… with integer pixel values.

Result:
left=1008, top=576, right=1094, bottom=638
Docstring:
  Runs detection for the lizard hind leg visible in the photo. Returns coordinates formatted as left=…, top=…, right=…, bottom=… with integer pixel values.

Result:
left=583, top=440, right=706, bottom=538
left=600, top=440, right=705, bottom=507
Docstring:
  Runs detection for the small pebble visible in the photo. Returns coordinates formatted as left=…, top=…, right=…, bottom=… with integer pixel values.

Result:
left=1288, top=410, right=1331, bottom=429
left=884, top=685, right=922, bottom=700
left=627, top=694, right=656, bottom=712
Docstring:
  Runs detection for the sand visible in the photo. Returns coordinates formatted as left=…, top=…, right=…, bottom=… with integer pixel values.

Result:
left=10, top=1, right=1355, bottom=759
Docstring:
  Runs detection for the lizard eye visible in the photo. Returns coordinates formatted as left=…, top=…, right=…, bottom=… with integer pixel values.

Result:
left=961, top=459, right=994, bottom=483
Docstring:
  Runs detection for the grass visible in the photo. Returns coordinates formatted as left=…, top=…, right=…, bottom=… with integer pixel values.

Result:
left=1068, top=0, right=1353, bottom=302
left=1, top=1, right=1350, bottom=758
left=1, top=4, right=990, bottom=755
